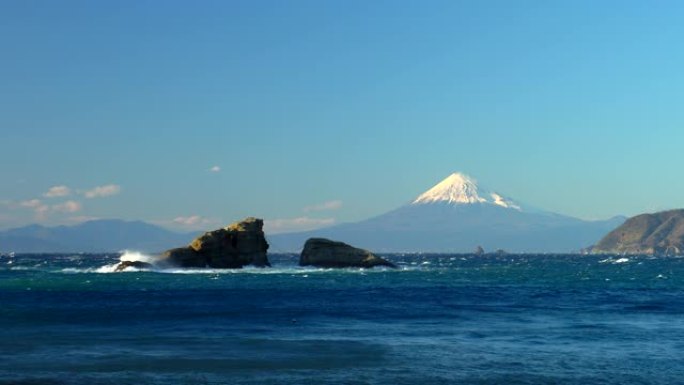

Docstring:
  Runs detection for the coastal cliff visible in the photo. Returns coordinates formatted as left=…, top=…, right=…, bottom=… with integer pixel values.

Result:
left=592, top=209, right=684, bottom=255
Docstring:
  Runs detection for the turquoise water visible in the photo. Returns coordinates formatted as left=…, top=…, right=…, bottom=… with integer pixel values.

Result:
left=1, top=253, right=684, bottom=384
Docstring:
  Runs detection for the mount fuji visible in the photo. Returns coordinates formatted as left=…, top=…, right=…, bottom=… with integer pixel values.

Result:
left=269, top=172, right=625, bottom=253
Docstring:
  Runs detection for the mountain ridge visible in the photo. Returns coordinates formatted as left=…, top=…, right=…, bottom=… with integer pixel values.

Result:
left=0, top=172, right=628, bottom=254
left=0, top=219, right=197, bottom=253
left=269, top=172, right=626, bottom=253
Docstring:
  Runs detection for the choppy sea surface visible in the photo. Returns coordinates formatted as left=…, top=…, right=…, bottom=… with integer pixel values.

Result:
left=2, top=252, right=684, bottom=385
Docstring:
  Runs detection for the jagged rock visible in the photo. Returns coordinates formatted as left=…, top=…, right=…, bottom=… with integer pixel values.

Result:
left=474, top=245, right=485, bottom=256
left=299, top=238, right=396, bottom=268
left=114, top=260, right=154, bottom=272
left=160, top=217, right=270, bottom=268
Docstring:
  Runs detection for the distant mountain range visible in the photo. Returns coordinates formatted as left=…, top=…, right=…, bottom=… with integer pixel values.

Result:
left=0, top=172, right=627, bottom=254
left=269, top=173, right=626, bottom=253
left=0, top=220, right=196, bottom=253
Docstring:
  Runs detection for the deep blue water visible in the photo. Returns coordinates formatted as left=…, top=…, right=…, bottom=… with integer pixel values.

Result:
left=2, top=253, right=684, bottom=384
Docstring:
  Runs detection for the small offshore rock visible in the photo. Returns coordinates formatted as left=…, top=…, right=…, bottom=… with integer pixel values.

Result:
left=299, top=238, right=396, bottom=268
left=114, top=260, right=154, bottom=272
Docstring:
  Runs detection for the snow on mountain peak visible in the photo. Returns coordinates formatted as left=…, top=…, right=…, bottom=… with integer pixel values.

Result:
left=412, top=172, right=521, bottom=210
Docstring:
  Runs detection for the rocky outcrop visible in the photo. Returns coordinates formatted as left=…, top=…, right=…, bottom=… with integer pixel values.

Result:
left=114, top=260, right=154, bottom=272
left=592, top=209, right=684, bottom=255
left=299, top=238, right=396, bottom=268
left=160, top=217, right=270, bottom=268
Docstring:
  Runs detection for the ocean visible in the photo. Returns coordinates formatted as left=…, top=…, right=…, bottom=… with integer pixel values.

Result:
left=1, top=252, right=683, bottom=384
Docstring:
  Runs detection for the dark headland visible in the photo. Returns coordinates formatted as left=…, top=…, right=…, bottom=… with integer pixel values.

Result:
left=591, top=209, right=684, bottom=255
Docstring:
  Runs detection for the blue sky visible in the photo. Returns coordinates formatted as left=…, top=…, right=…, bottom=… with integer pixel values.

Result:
left=2, top=0, right=684, bottom=232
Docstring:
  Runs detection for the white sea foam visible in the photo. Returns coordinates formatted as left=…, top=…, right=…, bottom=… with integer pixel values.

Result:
left=599, top=257, right=630, bottom=264
left=88, top=250, right=160, bottom=273
left=8, top=266, right=38, bottom=271
left=60, top=264, right=409, bottom=275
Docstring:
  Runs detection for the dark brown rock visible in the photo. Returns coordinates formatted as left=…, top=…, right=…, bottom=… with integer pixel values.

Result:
left=161, top=247, right=204, bottom=267
left=299, top=238, right=396, bottom=268
left=114, top=260, right=154, bottom=272
left=160, top=217, right=270, bottom=268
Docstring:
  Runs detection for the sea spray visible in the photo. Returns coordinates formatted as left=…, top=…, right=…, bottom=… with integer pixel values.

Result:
left=119, top=250, right=158, bottom=264
left=91, top=250, right=159, bottom=273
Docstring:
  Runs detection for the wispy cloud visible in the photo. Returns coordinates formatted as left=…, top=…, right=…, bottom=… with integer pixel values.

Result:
left=44, top=185, right=71, bottom=198
left=155, top=215, right=220, bottom=230
left=172, top=215, right=212, bottom=226
left=84, top=184, right=121, bottom=198
left=19, top=198, right=83, bottom=219
left=303, top=200, right=343, bottom=212
left=20, top=199, right=50, bottom=219
left=210, top=166, right=221, bottom=173
left=20, top=199, right=44, bottom=209
left=264, top=217, right=335, bottom=234
left=52, top=200, right=82, bottom=213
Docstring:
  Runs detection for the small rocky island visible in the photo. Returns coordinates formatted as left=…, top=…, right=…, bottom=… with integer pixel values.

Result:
left=162, top=217, right=270, bottom=268
left=592, top=209, right=684, bottom=255
left=300, top=238, right=396, bottom=268
left=114, top=260, right=154, bottom=272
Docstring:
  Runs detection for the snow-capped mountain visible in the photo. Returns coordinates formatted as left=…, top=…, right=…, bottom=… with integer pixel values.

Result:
left=269, top=172, right=625, bottom=253
left=412, top=172, right=521, bottom=210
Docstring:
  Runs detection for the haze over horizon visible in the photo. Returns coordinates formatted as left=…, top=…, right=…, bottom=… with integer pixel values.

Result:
left=2, top=1, right=684, bottom=232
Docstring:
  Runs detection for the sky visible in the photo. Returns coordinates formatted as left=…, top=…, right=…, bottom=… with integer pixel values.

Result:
left=2, top=0, right=684, bottom=233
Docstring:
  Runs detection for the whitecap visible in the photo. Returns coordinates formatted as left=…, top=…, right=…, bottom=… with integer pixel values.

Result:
left=8, top=266, right=37, bottom=271
left=599, top=257, right=630, bottom=264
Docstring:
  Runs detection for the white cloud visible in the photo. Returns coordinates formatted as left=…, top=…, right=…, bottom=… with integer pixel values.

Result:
left=264, top=217, right=335, bottom=234
left=20, top=199, right=50, bottom=220
left=44, top=185, right=71, bottom=198
left=20, top=199, right=44, bottom=209
left=303, top=200, right=343, bottom=212
left=169, top=215, right=219, bottom=229
left=84, top=184, right=121, bottom=198
left=52, top=200, right=82, bottom=213
left=210, top=166, right=221, bottom=173
left=20, top=198, right=83, bottom=219
left=173, top=215, right=204, bottom=226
